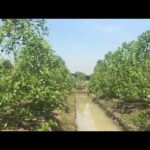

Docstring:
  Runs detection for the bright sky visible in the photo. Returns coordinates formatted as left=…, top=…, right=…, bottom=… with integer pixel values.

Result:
left=0, top=19, right=150, bottom=75
left=46, top=19, right=150, bottom=75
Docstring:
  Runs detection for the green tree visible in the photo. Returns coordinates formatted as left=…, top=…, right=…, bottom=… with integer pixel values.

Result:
left=90, top=30, right=150, bottom=104
left=0, top=19, right=48, bottom=66
left=0, top=19, right=73, bottom=130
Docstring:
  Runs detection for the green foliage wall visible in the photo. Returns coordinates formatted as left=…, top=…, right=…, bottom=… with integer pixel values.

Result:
left=90, top=30, right=150, bottom=103
left=0, top=19, right=73, bottom=129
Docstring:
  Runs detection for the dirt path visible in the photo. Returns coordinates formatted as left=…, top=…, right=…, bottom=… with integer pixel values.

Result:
left=75, top=93, right=122, bottom=131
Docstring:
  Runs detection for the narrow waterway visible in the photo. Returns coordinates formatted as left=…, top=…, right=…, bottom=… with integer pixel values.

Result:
left=76, top=93, right=122, bottom=131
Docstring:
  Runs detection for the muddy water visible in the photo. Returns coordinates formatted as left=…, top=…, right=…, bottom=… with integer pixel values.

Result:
left=76, top=93, right=122, bottom=131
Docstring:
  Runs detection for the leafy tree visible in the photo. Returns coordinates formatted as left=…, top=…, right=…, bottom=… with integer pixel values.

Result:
left=0, top=19, right=48, bottom=66
left=74, top=72, right=87, bottom=90
left=90, top=30, right=150, bottom=104
left=0, top=19, right=73, bottom=130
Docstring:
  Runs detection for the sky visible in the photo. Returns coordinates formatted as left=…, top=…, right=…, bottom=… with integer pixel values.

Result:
left=1, top=19, right=150, bottom=75
left=46, top=19, right=150, bottom=75
left=45, top=19, right=150, bottom=75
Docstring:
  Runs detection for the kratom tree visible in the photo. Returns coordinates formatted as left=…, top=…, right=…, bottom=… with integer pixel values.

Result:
left=0, top=19, right=48, bottom=66
left=0, top=19, right=73, bottom=130
left=90, top=30, right=150, bottom=104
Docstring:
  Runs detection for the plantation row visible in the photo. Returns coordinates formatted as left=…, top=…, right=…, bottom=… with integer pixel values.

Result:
left=0, top=19, right=74, bottom=130
left=90, top=30, right=150, bottom=103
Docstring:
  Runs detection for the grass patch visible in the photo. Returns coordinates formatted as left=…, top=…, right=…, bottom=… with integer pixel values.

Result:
left=56, top=94, right=76, bottom=131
